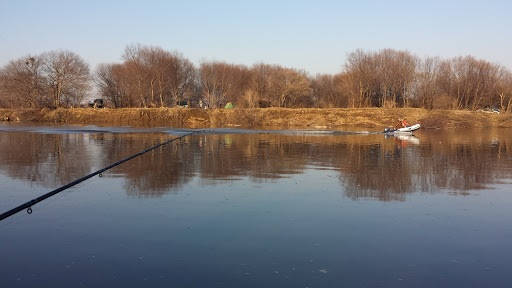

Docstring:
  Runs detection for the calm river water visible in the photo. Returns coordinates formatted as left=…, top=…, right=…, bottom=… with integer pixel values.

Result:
left=1, top=124, right=512, bottom=287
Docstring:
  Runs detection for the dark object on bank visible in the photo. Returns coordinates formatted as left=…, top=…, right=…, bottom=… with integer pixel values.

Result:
left=258, top=100, right=271, bottom=108
left=176, top=100, right=188, bottom=108
left=88, top=99, right=104, bottom=108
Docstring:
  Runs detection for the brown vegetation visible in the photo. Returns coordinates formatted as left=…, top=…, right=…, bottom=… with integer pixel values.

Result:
left=0, top=51, right=90, bottom=108
left=96, top=45, right=195, bottom=108
left=1, top=45, right=512, bottom=112
left=0, top=107, right=510, bottom=129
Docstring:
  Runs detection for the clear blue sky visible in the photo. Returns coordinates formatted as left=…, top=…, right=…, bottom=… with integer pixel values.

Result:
left=1, top=0, right=511, bottom=74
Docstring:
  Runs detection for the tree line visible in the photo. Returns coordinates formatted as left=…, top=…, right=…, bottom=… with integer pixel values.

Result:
left=1, top=45, right=511, bottom=111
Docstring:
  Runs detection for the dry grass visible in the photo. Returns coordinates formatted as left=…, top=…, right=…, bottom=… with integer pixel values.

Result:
left=0, top=107, right=508, bottom=129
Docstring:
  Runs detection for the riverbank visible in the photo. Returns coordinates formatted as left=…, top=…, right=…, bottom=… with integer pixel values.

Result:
left=0, top=108, right=511, bottom=129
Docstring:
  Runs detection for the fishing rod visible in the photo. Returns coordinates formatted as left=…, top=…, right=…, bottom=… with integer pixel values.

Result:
left=0, top=132, right=194, bottom=222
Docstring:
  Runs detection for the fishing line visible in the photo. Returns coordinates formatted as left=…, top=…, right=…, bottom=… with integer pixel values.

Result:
left=0, top=132, right=194, bottom=222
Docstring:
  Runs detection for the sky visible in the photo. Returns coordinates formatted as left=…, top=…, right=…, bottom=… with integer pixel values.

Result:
left=0, top=0, right=511, bottom=74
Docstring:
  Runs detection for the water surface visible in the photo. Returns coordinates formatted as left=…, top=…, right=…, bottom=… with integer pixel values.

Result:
left=1, top=124, right=512, bottom=287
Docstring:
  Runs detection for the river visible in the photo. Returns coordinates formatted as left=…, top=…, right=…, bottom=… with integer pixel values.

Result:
left=1, top=124, right=511, bottom=287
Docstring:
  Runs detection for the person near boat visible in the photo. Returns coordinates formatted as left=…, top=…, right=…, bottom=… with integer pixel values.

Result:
left=395, top=118, right=409, bottom=129
left=384, top=119, right=420, bottom=134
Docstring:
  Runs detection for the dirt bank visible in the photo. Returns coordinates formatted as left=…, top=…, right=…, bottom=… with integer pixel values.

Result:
left=0, top=108, right=511, bottom=129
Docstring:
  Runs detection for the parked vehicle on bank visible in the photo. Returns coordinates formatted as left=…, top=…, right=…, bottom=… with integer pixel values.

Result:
left=88, top=99, right=104, bottom=108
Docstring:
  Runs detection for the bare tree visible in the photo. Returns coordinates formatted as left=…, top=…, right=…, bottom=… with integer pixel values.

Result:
left=311, top=74, right=351, bottom=107
left=270, top=67, right=312, bottom=107
left=0, top=55, right=46, bottom=108
left=345, top=49, right=417, bottom=108
left=167, top=53, right=196, bottom=106
left=250, top=63, right=273, bottom=107
left=247, top=64, right=312, bottom=108
left=95, top=63, right=128, bottom=107
left=3, top=45, right=512, bottom=111
left=494, top=68, right=512, bottom=112
left=414, top=57, right=441, bottom=109
left=41, top=51, right=90, bottom=107
left=96, top=44, right=196, bottom=108
left=200, top=62, right=251, bottom=108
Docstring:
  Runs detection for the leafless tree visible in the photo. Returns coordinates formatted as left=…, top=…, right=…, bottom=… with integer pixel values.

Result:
left=96, top=44, right=196, bottom=108
left=0, top=55, right=46, bottom=108
left=495, top=69, right=512, bottom=112
left=345, top=49, right=417, bottom=108
left=3, top=45, right=512, bottom=111
left=247, top=64, right=312, bottom=108
left=270, top=67, right=312, bottom=107
left=40, top=51, right=90, bottom=107
left=311, top=73, right=351, bottom=107
left=414, top=57, right=441, bottom=109
left=95, top=63, right=127, bottom=107
left=199, top=62, right=251, bottom=108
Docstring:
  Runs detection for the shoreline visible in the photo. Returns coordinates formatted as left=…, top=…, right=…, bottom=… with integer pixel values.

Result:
left=0, top=108, right=511, bottom=129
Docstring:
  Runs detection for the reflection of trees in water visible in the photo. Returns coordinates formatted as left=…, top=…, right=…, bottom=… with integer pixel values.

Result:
left=338, top=143, right=414, bottom=201
left=195, top=134, right=309, bottom=180
left=94, top=133, right=196, bottom=197
left=418, top=140, right=510, bottom=192
left=338, top=132, right=512, bottom=200
left=0, top=132, right=92, bottom=188
left=96, top=134, right=313, bottom=196
left=1, top=130, right=512, bottom=200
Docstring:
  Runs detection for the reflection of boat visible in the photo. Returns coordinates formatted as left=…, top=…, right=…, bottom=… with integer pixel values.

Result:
left=395, top=134, right=420, bottom=145
left=384, top=133, right=420, bottom=144
left=384, top=124, right=421, bottom=135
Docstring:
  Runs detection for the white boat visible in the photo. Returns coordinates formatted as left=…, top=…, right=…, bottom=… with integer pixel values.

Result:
left=384, top=124, right=421, bottom=135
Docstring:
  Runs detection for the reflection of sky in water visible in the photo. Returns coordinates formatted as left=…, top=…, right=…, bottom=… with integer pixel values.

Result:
left=1, top=126, right=512, bottom=287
